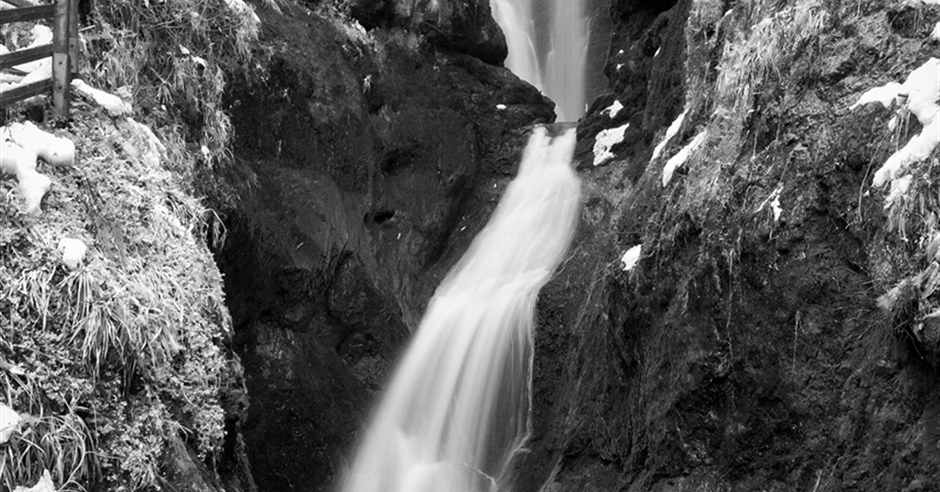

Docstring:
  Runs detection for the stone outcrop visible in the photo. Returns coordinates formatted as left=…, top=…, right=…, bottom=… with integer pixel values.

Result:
left=347, top=0, right=508, bottom=65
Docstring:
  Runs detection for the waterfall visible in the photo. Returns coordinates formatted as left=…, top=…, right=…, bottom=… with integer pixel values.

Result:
left=339, top=127, right=581, bottom=492
left=490, top=0, right=591, bottom=122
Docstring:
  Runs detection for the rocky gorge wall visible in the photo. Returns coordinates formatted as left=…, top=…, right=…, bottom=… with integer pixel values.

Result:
left=205, top=0, right=940, bottom=491
left=517, top=0, right=940, bottom=491
left=209, top=0, right=555, bottom=489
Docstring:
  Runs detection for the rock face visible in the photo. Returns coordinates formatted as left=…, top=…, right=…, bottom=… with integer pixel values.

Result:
left=212, top=1, right=552, bottom=490
left=517, top=0, right=940, bottom=491
left=347, top=0, right=508, bottom=65
left=212, top=0, right=940, bottom=491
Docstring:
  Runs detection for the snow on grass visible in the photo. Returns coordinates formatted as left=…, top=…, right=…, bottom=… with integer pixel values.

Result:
left=873, top=119, right=940, bottom=187
left=0, top=403, right=20, bottom=444
left=604, top=100, right=624, bottom=118
left=662, top=131, right=707, bottom=186
left=72, top=79, right=133, bottom=116
left=904, top=58, right=940, bottom=124
left=57, top=237, right=88, bottom=270
left=871, top=58, right=940, bottom=188
left=224, top=0, right=260, bottom=24
left=13, top=469, right=54, bottom=492
left=593, top=123, right=629, bottom=166
left=651, top=106, right=688, bottom=162
left=620, top=244, right=642, bottom=271
left=885, top=173, right=913, bottom=209
left=1, top=122, right=76, bottom=216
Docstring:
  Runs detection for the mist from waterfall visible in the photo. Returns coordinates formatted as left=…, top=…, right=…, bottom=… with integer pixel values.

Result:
left=339, top=127, right=581, bottom=492
left=490, top=0, right=591, bottom=122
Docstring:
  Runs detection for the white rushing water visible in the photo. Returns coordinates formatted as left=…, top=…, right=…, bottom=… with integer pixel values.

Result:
left=490, top=0, right=590, bottom=122
left=340, top=127, right=582, bottom=492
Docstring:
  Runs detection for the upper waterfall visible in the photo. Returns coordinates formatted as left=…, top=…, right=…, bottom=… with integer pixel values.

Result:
left=490, top=0, right=601, bottom=122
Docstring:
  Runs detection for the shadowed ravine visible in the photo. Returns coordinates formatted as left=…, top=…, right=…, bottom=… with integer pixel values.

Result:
left=339, top=127, right=581, bottom=492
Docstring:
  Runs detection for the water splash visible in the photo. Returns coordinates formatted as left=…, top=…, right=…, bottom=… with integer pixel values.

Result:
left=339, top=127, right=581, bottom=492
left=490, top=0, right=591, bottom=122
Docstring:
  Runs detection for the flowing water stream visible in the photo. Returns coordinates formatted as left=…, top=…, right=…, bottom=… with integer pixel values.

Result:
left=490, top=0, right=591, bottom=122
left=340, top=3, right=589, bottom=490
left=339, top=126, right=582, bottom=492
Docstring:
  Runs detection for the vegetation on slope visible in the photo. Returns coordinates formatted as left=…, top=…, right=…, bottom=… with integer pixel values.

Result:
left=1, top=0, right=261, bottom=490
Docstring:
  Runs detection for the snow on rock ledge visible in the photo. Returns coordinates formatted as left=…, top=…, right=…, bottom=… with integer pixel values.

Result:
left=662, top=131, right=707, bottom=187
left=651, top=107, right=688, bottom=163
left=593, top=123, right=629, bottom=166
left=866, top=58, right=940, bottom=189
left=621, top=244, right=642, bottom=271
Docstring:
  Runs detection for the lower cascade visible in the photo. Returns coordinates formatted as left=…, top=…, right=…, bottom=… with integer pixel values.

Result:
left=340, top=127, right=582, bottom=492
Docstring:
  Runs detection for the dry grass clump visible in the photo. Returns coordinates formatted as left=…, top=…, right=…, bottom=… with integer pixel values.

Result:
left=714, top=0, right=828, bottom=145
left=646, top=0, right=830, bottom=257
left=0, top=106, right=233, bottom=490
left=0, top=399, right=97, bottom=492
left=79, top=0, right=260, bottom=171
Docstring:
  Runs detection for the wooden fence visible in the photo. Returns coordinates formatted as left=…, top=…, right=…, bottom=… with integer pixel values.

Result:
left=0, top=0, right=78, bottom=119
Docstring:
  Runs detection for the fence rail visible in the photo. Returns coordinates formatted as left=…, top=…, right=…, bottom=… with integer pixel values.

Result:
left=0, top=0, right=78, bottom=118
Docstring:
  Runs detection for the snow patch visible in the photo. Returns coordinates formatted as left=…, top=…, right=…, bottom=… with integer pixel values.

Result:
left=885, top=174, right=913, bottom=209
left=604, top=100, right=624, bottom=118
left=223, top=0, right=260, bottom=24
left=593, top=123, right=629, bottom=166
left=621, top=245, right=642, bottom=271
left=932, top=22, right=940, bottom=41
left=662, top=131, right=707, bottom=186
left=757, top=185, right=784, bottom=222
left=496, top=104, right=507, bottom=110
left=873, top=119, right=940, bottom=187
left=13, top=469, right=55, bottom=492
left=850, top=82, right=902, bottom=110
left=72, top=79, right=133, bottom=116
left=903, top=58, right=940, bottom=125
left=1, top=122, right=75, bottom=216
left=0, top=402, right=20, bottom=444
left=5, top=121, right=75, bottom=167
left=58, top=238, right=88, bottom=270
left=872, top=58, right=940, bottom=188
left=651, top=107, right=689, bottom=162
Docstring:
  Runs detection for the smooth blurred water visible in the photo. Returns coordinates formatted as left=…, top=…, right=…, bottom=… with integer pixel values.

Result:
left=339, top=127, right=582, bottom=492
left=491, top=0, right=591, bottom=122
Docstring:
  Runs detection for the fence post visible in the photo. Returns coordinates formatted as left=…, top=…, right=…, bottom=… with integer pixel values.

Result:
left=68, top=0, right=78, bottom=77
left=52, top=0, right=71, bottom=119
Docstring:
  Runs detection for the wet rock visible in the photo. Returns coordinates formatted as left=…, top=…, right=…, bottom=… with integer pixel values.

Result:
left=213, top=3, right=552, bottom=490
